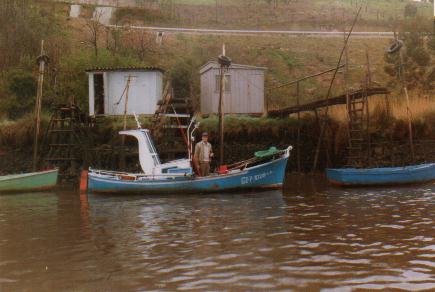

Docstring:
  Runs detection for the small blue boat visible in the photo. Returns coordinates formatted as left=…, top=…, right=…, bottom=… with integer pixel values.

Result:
left=326, top=163, right=435, bottom=186
left=87, top=129, right=292, bottom=194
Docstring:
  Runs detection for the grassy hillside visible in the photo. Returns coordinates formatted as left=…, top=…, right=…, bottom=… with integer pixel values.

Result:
left=62, top=16, right=395, bottom=109
left=111, top=0, right=433, bottom=31
left=0, top=1, right=433, bottom=126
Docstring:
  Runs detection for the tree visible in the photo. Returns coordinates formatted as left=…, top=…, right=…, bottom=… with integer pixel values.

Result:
left=384, top=32, right=433, bottom=90
left=86, top=10, right=105, bottom=58
left=404, top=3, right=417, bottom=18
left=0, top=71, right=36, bottom=119
left=0, top=0, right=64, bottom=72
left=170, top=61, right=193, bottom=99
left=133, top=31, right=156, bottom=61
left=0, top=0, right=67, bottom=117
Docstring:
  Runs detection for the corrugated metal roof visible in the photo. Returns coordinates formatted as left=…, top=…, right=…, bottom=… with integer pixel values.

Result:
left=85, top=66, right=165, bottom=73
left=199, top=61, right=267, bottom=75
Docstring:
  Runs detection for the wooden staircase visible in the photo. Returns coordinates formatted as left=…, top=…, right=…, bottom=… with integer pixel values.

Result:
left=151, top=83, right=193, bottom=161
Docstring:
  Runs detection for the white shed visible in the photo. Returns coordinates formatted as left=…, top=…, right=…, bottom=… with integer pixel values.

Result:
left=86, top=67, right=164, bottom=116
left=199, top=61, right=267, bottom=115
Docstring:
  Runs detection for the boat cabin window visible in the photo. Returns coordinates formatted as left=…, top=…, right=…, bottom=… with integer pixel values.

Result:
left=144, top=131, right=161, bottom=166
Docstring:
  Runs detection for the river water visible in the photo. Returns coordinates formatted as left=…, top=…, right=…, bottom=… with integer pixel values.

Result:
left=1, top=175, right=434, bottom=291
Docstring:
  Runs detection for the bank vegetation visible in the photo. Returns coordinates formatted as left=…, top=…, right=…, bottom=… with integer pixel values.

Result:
left=0, top=0, right=433, bottom=171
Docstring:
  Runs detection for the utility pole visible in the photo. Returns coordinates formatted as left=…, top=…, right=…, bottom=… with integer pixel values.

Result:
left=33, top=40, right=49, bottom=171
left=120, top=75, right=132, bottom=169
left=217, top=44, right=231, bottom=166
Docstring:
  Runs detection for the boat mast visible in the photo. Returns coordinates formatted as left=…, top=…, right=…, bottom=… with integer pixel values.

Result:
left=218, top=44, right=231, bottom=166
left=33, top=40, right=49, bottom=171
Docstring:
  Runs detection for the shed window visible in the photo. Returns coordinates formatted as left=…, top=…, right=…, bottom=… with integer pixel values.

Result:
left=124, top=75, right=137, bottom=85
left=215, top=75, right=231, bottom=93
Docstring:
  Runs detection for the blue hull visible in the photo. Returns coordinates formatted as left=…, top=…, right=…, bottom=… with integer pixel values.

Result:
left=89, top=156, right=289, bottom=194
left=326, top=163, right=435, bottom=186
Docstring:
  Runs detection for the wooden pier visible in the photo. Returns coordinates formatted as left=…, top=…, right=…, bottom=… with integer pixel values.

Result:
left=268, top=87, right=389, bottom=117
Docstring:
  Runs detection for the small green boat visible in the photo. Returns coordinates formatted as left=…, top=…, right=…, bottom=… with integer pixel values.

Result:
left=0, top=169, right=58, bottom=193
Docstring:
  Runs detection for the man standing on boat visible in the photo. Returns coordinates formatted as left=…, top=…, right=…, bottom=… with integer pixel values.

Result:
left=194, top=132, right=214, bottom=176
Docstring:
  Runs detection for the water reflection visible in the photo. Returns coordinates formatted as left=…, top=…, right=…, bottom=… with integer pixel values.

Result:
left=1, top=176, right=434, bottom=291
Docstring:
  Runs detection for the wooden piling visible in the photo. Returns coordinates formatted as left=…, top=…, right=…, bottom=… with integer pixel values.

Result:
left=296, top=81, right=301, bottom=173
left=396, top=35, right=415, bottom=162
left=365, top=50, right=372, bottom=166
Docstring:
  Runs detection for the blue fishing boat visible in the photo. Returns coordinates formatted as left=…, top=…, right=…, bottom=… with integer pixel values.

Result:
left=326, top=163, right=435, bottom=186
left=87, top=129, right=292, bottom=194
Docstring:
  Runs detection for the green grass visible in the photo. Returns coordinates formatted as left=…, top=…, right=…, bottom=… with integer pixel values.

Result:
left=0, top=114, right=50, bottom=148
left=173, top=0, right=215, bottom=5
left=106, top=0, right=434, bottom=31
left=114, top=7, right=168, bottom=24
left=198, top=115, right=300, bottom=138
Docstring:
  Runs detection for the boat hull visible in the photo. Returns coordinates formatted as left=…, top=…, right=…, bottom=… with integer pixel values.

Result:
left=88, top=156, right=289, bottom=194
left=0, top=169, right=59, bottom=193
left=326, top=163, right=435, bottom=186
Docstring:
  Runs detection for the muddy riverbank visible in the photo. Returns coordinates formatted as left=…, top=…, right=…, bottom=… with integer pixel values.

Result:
left=1, top=114, right=435, bottom=176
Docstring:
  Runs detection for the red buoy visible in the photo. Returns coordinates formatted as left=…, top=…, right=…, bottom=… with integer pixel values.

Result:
left=80, top=170, right=88, bottom=193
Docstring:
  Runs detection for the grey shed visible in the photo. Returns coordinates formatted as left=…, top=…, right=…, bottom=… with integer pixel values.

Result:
left=199, top=61, right=267, bottom=115
left=86, top=67, right=164, bottom=116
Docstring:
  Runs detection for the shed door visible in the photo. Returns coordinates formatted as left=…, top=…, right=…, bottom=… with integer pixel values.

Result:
left=94, top=73, right=105, bottom=115
left=248, top=73, right=264, bottom=113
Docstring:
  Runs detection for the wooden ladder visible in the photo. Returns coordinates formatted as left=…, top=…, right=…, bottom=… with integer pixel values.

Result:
left=346, top=88, right=368, bottom=167
left=44, top=105, right=89, bottom=178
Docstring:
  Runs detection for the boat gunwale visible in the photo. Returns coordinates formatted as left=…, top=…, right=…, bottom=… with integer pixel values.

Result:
left=326, top=163, right=435, bottom=175
left=89, top=153, right=289, bottom=184
left=326, top=163, right=435, bottom=187
left=89, top=182, right=284, bottom=195
left=328, top=178, right=435, bottom=187
left=0, top=169, right=59, bottom=182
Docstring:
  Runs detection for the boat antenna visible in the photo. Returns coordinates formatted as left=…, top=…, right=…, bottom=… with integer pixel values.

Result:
left=133, top=112, right=142, bottom=129
left=187, top=116, right=196, bottom=159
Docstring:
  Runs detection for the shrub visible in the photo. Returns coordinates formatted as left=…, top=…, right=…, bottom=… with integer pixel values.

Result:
left=0, top=71, right=36, bottom=119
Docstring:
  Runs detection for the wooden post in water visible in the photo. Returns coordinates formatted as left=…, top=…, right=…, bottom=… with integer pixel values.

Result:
left=343, top=29, right=350, bottom=113
left=395, top=35, right=415, bottom=163
left=311, top=7, right=362, bottom=172
left=33, top=40, right=48, bottom=171
left=365, top=49, right=372, bottom=166
left=296, top=81, right=301, bottom=173
left=343, top=28, right=352, bottom=158
left=120, top=75, right=132, bottom=169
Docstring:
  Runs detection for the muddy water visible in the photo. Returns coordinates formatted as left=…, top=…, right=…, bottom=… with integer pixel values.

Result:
left=1, top=175, right=434, bottom=291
